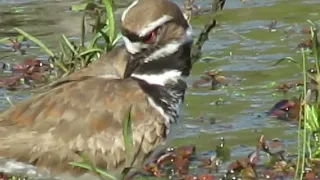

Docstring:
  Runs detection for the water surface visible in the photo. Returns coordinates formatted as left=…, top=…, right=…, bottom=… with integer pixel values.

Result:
left=0, top=0, right=319, bottom=179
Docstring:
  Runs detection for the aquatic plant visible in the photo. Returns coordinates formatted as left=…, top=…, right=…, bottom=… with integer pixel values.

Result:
left=295, top=20, right=320, bottom=180
left=2, top=0, right=120, bottom=80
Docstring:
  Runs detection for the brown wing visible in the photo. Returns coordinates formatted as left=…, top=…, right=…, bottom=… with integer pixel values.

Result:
left=0, top=77, right=166, bottom=176
left=37, top=45, right=130, bottom=92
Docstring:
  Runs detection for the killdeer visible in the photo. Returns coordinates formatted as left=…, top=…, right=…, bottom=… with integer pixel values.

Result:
left=46, top=0, right=191, bottom=90
left=0, top=0, right=193, bottom=178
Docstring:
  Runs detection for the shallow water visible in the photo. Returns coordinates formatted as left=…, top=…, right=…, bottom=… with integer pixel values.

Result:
left=0, top=0, right=319, bottom=179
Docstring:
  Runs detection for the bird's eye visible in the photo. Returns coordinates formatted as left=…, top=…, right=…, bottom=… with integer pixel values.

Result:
left=140, top=28, right=157, bottom=44
left=282, top=107, right=290, bottom=112
left=309, top=68, right=317, bottom=74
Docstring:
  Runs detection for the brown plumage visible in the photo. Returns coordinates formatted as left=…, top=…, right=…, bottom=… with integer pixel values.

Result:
left=0, top=0, right=193, bottom=179
left=43, top=44, right=130, bottom=90
left=45, top=0, right=189, bottom=91
left=0, top=77, right=166, bottom=175
left=121, top=0, right=188, bottom=42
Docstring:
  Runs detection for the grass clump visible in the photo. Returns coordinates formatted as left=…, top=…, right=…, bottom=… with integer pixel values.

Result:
left=272, top=19, right=320, bottom=180
left=294, top=20, right=320, bottom=180
left=2, top=0, right=120, bottom=80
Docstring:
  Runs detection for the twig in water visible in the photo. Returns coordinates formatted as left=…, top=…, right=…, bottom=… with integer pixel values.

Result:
left=212, top=0, right=226, bottom=12
left=191, top=16, right=217, bottom=64
left=183, top=0, right=195, bottom=23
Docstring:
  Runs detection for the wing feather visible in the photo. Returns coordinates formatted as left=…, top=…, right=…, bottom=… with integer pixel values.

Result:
left=0, top=77, right=166, bottom=176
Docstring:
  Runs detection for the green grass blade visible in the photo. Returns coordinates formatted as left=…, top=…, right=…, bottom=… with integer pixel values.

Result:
left=59, top=42, right=70, bottom=60
left=16, top=35, right=25, bottom=42
left=61, top=35, right=79, bottom=56
left=307, top=20, right=318, bottom=29
left=123, top=107, right=133, bottom=153
left=112, top=33, right=122, bottom=46
left=14, top=27, right=55, bottom=57
left=69, top=162, right=118, bottom=180
left=70, top=152, right=119, bottom=180
left=69, top=161, right=92, bottom=170
left=80, top=11, right=86, bottom=47
left=103, top=0, right=115, bottom=44
left=311, top=106, right=319, bottom=129
left=89, top=32, right=103, bottom=48
left=94, top=167, right=119, bottom=180
left=78, top=48, right=104, bottom=57
left=97, top=28, right=110, bottom=45
left=69, top=152, right=97, bottom=174
left=306, top=105, right=315, bottom=131
left=300, top=48, right=308, bottom=180
left=123, top=106, right=134, bottom=166
left=0, top=37, right=10, bottom=43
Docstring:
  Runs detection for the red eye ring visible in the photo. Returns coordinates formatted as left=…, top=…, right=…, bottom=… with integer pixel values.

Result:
left=141, top=29, right=157, bottom=44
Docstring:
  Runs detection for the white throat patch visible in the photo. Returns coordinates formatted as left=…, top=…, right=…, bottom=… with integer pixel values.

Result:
left=130, top=25, right=193, bottom=85
left=132, top=70, right=183, bottom=86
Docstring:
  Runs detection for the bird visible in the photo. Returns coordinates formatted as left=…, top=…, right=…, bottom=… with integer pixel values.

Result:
left=35, top=0, right=186, bottom=95
left=41, top=0, right=184, bottom=91
left=268, top=97, right=301, bottom=122
left=0, top=0, right=193, bottom=179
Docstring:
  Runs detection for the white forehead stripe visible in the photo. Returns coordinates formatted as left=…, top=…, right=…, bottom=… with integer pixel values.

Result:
left=139, top=15, right=174, bottom=37
left=121, top=0, right=140, bottom=22
left=142, top=25, right=193, bottom=62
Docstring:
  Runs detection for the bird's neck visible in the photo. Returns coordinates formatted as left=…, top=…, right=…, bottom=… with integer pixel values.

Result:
left=131, top=42, right=192, bottom=86
left=131, top=42, right=192, bottom=131
left=135, top=78, right=187, bottom=127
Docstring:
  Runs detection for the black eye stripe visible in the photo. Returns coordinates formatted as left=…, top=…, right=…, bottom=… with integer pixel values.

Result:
left=141, top=33, right=153, bottom=42
left=121, top=28, right=141, bottom=42
left=121, top=28, right=159, bottom=43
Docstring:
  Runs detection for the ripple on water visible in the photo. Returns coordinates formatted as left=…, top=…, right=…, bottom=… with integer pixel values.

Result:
left=0, top=0, right=37, bottom=5
left=0, top=158, right=51, bottom=179
left=0, top=0, right=319, bottom=178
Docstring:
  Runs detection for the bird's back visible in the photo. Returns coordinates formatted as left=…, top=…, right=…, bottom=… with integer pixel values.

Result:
left=0, top=76, right=167, bottom=177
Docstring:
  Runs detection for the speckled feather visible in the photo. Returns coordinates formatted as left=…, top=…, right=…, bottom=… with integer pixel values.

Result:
left=0, top=77, right=167, bottom=176
left=0, top=0, right=192, bottom=177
